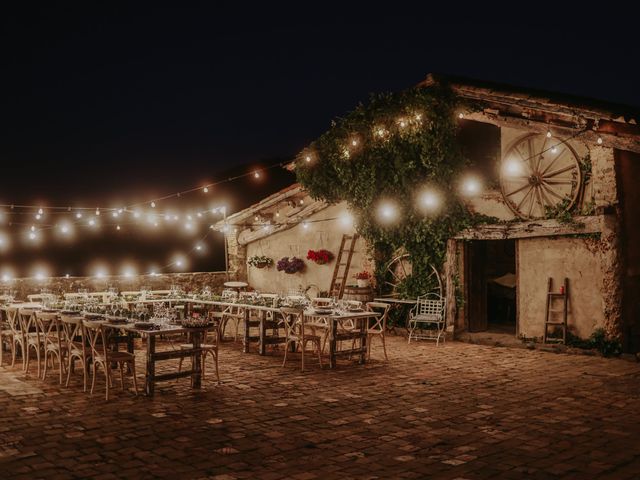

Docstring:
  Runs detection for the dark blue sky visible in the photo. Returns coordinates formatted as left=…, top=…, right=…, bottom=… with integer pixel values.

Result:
left=1, top=4, right=637, bottom=275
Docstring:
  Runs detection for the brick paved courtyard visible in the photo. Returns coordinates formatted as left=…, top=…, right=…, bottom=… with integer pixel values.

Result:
left=2, top=336, right=640, bottom=479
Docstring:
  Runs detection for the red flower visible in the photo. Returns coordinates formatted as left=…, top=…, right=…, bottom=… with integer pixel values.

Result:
left=307, top=249, right=334, bottom=264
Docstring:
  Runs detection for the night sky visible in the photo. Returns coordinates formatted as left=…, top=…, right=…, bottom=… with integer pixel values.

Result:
left=1, top=4, right=638, bottom=277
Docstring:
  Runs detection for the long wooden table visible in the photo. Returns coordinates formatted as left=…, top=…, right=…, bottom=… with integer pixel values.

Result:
left=104, top=322, right=209, bottom=396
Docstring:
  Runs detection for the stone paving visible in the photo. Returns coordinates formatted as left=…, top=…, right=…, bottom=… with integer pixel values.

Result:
left=1, top=336, right=640, bottom=479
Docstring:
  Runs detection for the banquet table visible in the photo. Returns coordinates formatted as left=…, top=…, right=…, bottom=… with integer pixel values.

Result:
left=304, top=309, right=380, bottom=368
left=103, top=322, right=210, bottom=396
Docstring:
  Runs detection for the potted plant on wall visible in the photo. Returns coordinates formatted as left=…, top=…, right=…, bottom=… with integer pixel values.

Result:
left=276, top=257, right=305, bottom=274
left=306, top=249, right=334, bottom=265
left=247, top=255, right=273, bottom=269
left=354, top=271, right=372, bottom=288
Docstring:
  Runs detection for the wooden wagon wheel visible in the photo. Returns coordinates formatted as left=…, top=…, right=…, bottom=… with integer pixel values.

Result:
left=384, top=253, right=443, bottom=298
left=500, top=133, right=582, bottom=219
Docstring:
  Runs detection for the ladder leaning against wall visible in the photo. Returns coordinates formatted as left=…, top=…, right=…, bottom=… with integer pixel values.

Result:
left=329, top=234, right=359, bottom=299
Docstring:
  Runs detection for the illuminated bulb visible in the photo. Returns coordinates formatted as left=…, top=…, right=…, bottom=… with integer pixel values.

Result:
left=420, top=191, right=439, bottom=210
left=118, top=208, right=123, bottom=214
left=254, top=215, right=259, bottom=222
left=415, top=113, right=422, bottom=121
left=378, top=202, right=398, bottom=221
left=546, top=130, right=552, bottom=138
left=196, top=244, right=202, bottom=251
left=133, top=211, right=141, bottom=218
left=302, top=221, right=309, bottom=229
left=458, top=112, right=464, bottom=119
left=299, top=199, right=304, bottom=205
left=173, top=215, right=179, bottom=221
left=38, top=208, right=43, bottom=215
left=597, top=137, right=603, bottom=145
left=96, top=272, right=104, bottom=279
left=112, top=211, right=118, bottom=217
left=351, top=139, right=358, bottom=147
left=203, top=187, right=209, bottom=193
left=222, top=224, right=230, bottom=233
left=30, top=225, right=36, bottom=232
left=197, top=212, right=202, bottom=218
left=1, top=274, right=10, bottom=282
left=551, top=146, right=558, bottom=153
left=187, top=215, right=192, bottom=221
left=116, top=225, right=121, bottom=230
left=96, top=208, right=100, bottom=216
left=305, top=155, right=311, bottom=163
left=61, top=225, right=69, bottom=234
left=76, top=212, right=82, bottom=219
left=462, top=177, right=481, bottom=196
left=184, top=223, right=193, bottom=230
left=36, top=214, right=41, bottom=220
left=29, top=232, right=36, bottom=240
left=151, top=202, right=156, bottom=208
left=124, top=271, right=132, bottom=278
left=35, top=272, right=45, bottom=281
left=176, top=260, right=183, bottom=267
left=399, top=120, right=407, bottom=128
left=504, top=159, right=522, bottom=176
left=339, top=212, right=353, bottom=227
left=65, top=274, right=70, bottom=279
left=275, top=211, right=280, bottom=217
left=254, top=171, right=260, bottom=179
left=89, top=219, right=96, bottom=226
left=149, top=270, right=157, bottom=276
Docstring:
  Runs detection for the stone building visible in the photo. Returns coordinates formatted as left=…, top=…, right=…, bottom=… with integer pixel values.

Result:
left=219, top=75, right=640, bottom=351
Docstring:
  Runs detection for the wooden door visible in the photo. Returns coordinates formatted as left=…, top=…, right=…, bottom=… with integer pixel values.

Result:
left=466, top=241, right=488, bottom=332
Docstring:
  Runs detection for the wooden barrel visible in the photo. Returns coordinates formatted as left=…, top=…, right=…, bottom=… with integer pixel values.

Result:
left=342, top=285, right=373, bottom=303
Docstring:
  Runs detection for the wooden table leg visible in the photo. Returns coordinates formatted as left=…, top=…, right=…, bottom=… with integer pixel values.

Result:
left=243, top=309, right=250, bottom=354
left=329, top=319, right=337, bottom=369
left=359, top=318, right=367, bottom=365
left=192, top=330, right=202, bottom=389
left=146, top=335, right=155, bottom=396
left=259, top=310, right=266, bottom=356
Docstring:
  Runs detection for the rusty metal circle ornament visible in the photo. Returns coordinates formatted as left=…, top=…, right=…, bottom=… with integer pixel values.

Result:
left=384, top=252, right=443, bottom=298
left=500, top=133, right=582, bottom=219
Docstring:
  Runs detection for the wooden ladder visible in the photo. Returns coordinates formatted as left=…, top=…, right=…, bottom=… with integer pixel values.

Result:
left=329, top=234, right=359, bottom=299
left=543, top=277, right=568, bottom=344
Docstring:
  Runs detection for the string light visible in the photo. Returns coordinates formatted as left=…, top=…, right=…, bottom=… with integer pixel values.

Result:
left=597, top=137, right=603, bottom=144
left=546, top=130, right=552, bottom=138
left=305, top=155, right=312, bottom=163
left=419, top=189, right=440, bottom=211
left=551, top=146, right=558, bottom=153
left=151, top=201, right=156, bottom=208
left=203, top=187, right=209, bottom=193
left=458, top=112, right=465, bottom=119
left=461, top=176, right=482, bottom=196
left=504, top=159, right=522, bottom=176
left=29, top=232, right=36, bottom=240
left=116, top=225, right=121, bottom=231
left=95, top=208, right=100, bottom=216
left=377, top=200, right=398, bottom=223
left=254, top=171, right=261, bottom=179
left=38, top=208, right=43, bottom=215
left=76, top=212, right=82, bottom=219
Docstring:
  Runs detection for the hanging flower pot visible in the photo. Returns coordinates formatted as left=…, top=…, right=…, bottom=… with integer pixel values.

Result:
left=354, top=271, right=372, bottom=288
left=276, top=257, right=305, bottom=274
left=247, top=256, right=273, bottom=269
left=307, top=249, right=334, bottom=265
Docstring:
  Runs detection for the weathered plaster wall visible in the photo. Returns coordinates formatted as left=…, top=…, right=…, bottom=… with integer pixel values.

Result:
left=2, top=271, right=228, bottom=301
left=518, top=237, right=605, bottom=339
left=246, top=203, right=371, bottom=295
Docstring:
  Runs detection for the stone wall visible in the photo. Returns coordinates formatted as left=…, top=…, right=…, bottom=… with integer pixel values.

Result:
left=2, top=271, right=229, bottom=301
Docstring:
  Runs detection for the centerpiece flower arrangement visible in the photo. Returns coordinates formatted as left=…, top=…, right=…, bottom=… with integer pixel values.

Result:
left=276, top=256, right=305, bottom=274
left=247, top=255, right=273, bottom=269
left=354, top=271, right=373, bottom=288
left=306, top=249, right=334, bottom=265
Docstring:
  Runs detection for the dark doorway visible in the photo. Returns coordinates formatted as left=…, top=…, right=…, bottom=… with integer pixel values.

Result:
left=466, top=239, right=517, bottom=334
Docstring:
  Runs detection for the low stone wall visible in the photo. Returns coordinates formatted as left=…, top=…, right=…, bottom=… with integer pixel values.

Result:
left=3, top=271, right=232, bottom=300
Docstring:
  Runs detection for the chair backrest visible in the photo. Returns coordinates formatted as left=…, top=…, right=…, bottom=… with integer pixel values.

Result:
left=279, top=307, right=302, bottom=338
left=60, top=315, right=86, bottom=355
left=82, top=320, right=108, bottom=360
left=365, top=302, right=391, bottom=333
left=221, top=289, right=238, bottom=301
left=35, top=311, right=63, bottom=348
left=416, top=293, right=445, bottom=317
left=312, top=297, right=332, bottom=308
left=259, top=293, right=279, bottom=307
left=18, top=308, right=38, bottom=337
left=5, top=307, right=21, bottom=335
left=344, top=300, right=363, bottom=310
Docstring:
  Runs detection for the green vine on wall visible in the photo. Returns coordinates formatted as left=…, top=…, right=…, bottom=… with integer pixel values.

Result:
left=295, top=85, right=481, bottom=297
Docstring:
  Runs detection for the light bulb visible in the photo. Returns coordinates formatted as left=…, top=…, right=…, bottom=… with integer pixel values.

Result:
left=61, top=225, right=69, bottom=234
left=38, top=208, right=43, bottom=215
left=399, top=120, right=407, bottom=128
left=118, top=208, right=123, bottom=214
left=254, top=171, right=260, bottom=179
left=76, top=212, right=82, bottom=219
left=597, top=137, right=603, bottom=145
left=65, top=274, right=70, bottom=279
left=504, top=159, right=522, bottom=176
left=546, top=130, right=552, bottom=138
left=299, top=199, right=304, bottom=205
left=116, top=225, right=121, bottom=230
left=458, top=113, right=464, bottom=119
left=305, top=155, right=311, bottom=163
left=133, top=211, right=141, bottom=218
left=35, top=214, right=41, bottom=220
left=89, top=219, right=96, bottom=226
left=203, top=187, right=209, bottom=193
left=302, top=222, right=309, bottom=229
left=29, top=232, right=36, bottom=240
left=112, top=211, right=118, bottom=217
left=151, top=202, right=156, bottom=208
left=95, top=208, right=100, bottom=216
left=196, top=244, right=202, bottom=251
left=176, top=260, right=183, bottom=267
left=462, top=177, right=481, bottom=195
left=351, top=139, right=358, bottom=147
left=551, top=146, right=558, bottom=153
left=30, top=225, right=36, bottom=232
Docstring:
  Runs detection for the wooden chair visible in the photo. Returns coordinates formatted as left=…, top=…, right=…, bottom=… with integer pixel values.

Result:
left=35, top=311, right=67, bottom=384
left=280, top=307, right=323, bottom=372
left=2, top=307, right=25, bottom=368
left=60, top=315, right=91, bottom=392
left=19, top=308, right=42, bottom=377
left=178, top=318, right=220, bottom=383
left=82, top=320, right=138, bottom=400
left=407, top=293, right=446, bottom=345
left=220, top=289, right=243, bottom=341
left=363, top=302, right=391, bottom=361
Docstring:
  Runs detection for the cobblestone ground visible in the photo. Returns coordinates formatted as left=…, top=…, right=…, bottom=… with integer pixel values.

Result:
left=2, top=336, right=640, bottom=479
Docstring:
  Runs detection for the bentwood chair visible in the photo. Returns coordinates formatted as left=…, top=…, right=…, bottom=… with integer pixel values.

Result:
left=19, top=308, right=42, bottom=377
left=60, top=315, right=91, bottom=392
left=220, top=289, right=243, bottom=341
left=280, top=307, right=323, bottom=372
left=83, top=320, right=138, bottom=400
left=363, top=302, right=391, bottom=361
left=178, top=318, right=221, bottom=384
left=1, top=308, right=15, bottom=367
left=35, top=311, right=67, bottom=384
left=2, top=307, right=24, bottom=368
